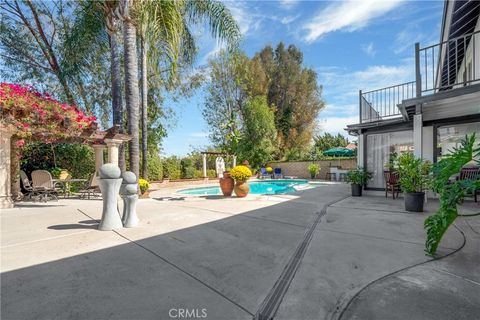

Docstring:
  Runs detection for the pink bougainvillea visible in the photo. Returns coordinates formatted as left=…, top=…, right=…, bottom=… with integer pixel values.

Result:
left=0, top=83, right=97, bottom=144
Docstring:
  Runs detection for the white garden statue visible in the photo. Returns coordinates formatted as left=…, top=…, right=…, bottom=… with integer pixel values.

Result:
left=215, top=157, right=225, bottom=178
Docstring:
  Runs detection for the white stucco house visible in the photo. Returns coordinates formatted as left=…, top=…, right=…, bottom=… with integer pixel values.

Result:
left=347, top=0, right=480, bottom=189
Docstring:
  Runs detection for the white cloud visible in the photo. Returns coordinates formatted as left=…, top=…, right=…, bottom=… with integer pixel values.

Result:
left=281, top=14, right=300, bottom=25
left=279, top=0, right=299, bottom=9
left=224, top=1, right=262, bottom=36
left=302, top=0, right=404, bottom=43
left=361, top=42, right=376, bottom=57
left=318, top=116, right=359, bottom=137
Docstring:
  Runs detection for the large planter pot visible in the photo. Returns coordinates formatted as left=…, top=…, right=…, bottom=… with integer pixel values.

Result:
left=404, top=192, right=425, bottom=212
left=351, top=184, right=362, bottom=197
left=234, top=181, right=249, bottom=197
left=219, top=171, right=234, bottom=196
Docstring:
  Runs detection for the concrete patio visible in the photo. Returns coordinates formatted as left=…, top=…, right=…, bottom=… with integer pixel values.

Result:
left=1, top=184, right=479, bottom=320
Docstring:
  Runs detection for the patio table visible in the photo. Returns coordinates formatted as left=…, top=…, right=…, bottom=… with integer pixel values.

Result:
left=53, top=179, right=87, bottom=198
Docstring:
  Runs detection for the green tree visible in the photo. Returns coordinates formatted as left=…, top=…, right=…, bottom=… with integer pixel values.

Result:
left=255, top=43, right=324, bottom=155
left=238, top=96, right=277, bottom=168
left=313, top=133, right=349, bottom=151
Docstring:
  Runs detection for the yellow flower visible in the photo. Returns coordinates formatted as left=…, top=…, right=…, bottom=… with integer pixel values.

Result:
left=230, top=165, right=252, bottom=182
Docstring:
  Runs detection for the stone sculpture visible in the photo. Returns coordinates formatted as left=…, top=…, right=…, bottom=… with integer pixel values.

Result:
left=98, top=163, right=123, bottom=231
left=120, top=171, right=139, bottom=228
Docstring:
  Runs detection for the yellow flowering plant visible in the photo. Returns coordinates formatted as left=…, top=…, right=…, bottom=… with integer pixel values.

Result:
left=229, top=165, right=252, bottom=182
left=138, top=179, right=150, bottom=194
left=266, top=166, right=273, bottom=173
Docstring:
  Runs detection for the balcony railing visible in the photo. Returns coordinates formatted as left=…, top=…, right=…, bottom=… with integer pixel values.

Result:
left=359, top=30, right=480, bottom=123
left=417, top=29, right=480, bottom=95
left=360, top=82, right=416, bottom=123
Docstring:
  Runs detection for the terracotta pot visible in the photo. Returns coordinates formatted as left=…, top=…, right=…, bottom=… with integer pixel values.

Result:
left=234, top=181, right=249, bottom=197
left=219, top=171, right=234, bottom=196
left=139, top=191, right=150, bottom=199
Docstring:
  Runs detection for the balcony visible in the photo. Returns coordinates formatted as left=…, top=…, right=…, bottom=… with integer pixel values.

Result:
left=359, top=29, right=480, bottom=123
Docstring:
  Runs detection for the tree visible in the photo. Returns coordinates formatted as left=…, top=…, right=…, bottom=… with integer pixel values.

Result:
left=313, top=133, right=349, bottom=151
left=238, top=96, right=277, bottom=168
left=255, top=43, right=324, bottom=155
left=0, top=0, right=111, bottom=122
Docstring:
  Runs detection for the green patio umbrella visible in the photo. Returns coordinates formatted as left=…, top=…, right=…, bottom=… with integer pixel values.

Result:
left=323, top=147, right=354, bottom=157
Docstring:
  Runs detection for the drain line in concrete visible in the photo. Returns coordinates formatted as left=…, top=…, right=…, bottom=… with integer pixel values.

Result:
left=254, top=196, right=350, bottom=320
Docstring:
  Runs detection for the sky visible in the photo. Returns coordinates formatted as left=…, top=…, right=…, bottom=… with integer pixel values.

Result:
left=161, top=0, right=445, bottom=156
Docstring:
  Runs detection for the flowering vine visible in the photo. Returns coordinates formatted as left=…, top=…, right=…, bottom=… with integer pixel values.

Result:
left=0, top=83, right=97, bottom=145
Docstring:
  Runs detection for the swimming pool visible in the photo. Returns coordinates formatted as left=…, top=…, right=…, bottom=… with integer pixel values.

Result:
left=177, top=179, right=311, bottom=196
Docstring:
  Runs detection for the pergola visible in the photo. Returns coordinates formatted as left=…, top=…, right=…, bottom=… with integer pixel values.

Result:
left=0, top=124, right=130, bottom=209
left=200, top=151, right=237, bottom=178
left=0, top=83, right=130, bottom=209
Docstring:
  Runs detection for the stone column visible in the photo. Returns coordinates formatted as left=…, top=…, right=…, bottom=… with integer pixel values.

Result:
left=232, top=155, right=237, bottom=168
left=202, top=153, right=207, bottom=178
left=413, top=113, right=423, bottom=159
left=92, top=144, right=106, bottom=174
left=105, top=139, right=122, bottom=166
left=0, top=127, right=14, bottom=209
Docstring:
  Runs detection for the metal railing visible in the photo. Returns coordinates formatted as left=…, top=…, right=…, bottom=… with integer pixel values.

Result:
left=417, top=29, right=480, bottom=95
left=358, top=30, right=480, bottom=123
left=359, top=81, right=416, bottom=123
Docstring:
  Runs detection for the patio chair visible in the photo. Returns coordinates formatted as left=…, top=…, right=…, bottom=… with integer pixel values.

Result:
left=457, top=167, right=480, bottom=202
left=20, top=170, right=36, bottom=199
left=79, top=173, right=101, bottom=200
left=273, top=167, right=283, bottom=179
left=31, top=170, right=58, bottom=202
left=384, top=170, right=400, bottom=199
left=259, top=167, right=272, bottom=179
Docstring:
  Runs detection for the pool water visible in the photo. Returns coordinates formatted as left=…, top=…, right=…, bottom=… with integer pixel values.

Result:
left=178, top=179, right=310, bottom=196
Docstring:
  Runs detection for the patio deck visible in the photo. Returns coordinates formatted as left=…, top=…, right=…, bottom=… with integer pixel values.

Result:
left=1, top=185, right=479, bottom=320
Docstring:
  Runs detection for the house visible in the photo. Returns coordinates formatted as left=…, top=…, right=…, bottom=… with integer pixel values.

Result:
left=345, top=143, right=357, bottom=151
left=347, top=0, right=480, bottom=189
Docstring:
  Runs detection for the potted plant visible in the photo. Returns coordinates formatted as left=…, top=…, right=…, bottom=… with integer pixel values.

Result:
left=308, top=163, right=320, bottom=179
left=345, top=168, right=372, bottom=196
left=138, top=179, right=150, bottom=198
left=230, top=165, right=252, bottom=197
left=397, top=152, right=431, bottom=212
left=219, top=171, right=234, bottom=196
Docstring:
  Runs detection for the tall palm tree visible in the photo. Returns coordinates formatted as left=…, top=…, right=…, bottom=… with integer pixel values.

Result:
left=134, top=0, right=241, bottom=178
left=118, top=0, right=141, bottom=179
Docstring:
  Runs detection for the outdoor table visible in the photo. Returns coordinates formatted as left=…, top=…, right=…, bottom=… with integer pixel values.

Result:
left=53, top=179, right=87, bottom=198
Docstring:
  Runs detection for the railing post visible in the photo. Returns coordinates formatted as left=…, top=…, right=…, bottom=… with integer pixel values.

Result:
left=415, top=42, right=422, bottom=97
left=359, top=90, right=362, bottom=123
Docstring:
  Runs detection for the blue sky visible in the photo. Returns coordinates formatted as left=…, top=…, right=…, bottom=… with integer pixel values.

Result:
left=162, top=0, right=445, bottom=156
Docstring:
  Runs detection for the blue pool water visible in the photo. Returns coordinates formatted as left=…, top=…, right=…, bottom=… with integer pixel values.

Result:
left=178, top=179, right=310, bottom=196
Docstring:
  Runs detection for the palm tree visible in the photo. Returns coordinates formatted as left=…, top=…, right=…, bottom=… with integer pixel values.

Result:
left=134, top=0, right=241, bottom=179
left=118, top=0, right=141, bottom=180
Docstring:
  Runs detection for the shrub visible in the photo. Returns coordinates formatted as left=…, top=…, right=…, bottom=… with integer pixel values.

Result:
left=180, top=158, right=195, bottom=179
left=207, top=169, right=217, bottom=179
left=138, top=179, right=150, bottom=194
left=230, top=165, right=252, bottom=182
left=346, top=168, right=372, bottom=185
left=162, top=156, right=181, bottom=179
left=20, top=142, right=95, bottom=180
left=147, top=153, right=163, bottom=181
left=194, top=169, right=204, bottom=178
left=397, top=152, right=430, bottom=193
left=308, top=164, right=320, bottom=178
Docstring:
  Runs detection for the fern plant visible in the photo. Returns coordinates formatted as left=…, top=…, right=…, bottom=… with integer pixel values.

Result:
left=424, top=134, right=480, bottom=255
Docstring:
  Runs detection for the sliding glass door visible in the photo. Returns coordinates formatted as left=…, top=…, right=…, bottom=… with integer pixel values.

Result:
left=366, top=130, right=413, bottom=188
left=436, top=122, right=480, bottom=164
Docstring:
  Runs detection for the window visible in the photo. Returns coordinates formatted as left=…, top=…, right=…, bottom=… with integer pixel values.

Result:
left=436, top=122, right=480, bottom=163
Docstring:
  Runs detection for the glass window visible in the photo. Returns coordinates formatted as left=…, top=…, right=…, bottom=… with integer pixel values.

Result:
left=366, top=130, right=413, bottom=188
left=437, top=122, right=480, bottom=163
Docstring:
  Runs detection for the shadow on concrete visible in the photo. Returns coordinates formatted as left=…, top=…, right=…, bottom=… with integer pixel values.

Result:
left=152, top=196, right=186, bottom=201
left=3, top=185, right=348, bottom=320
left=48, top=223, right=98, bottom=230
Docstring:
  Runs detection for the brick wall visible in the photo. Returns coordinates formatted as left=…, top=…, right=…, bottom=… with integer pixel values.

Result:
left=266, top=159, right=357, bottom=179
